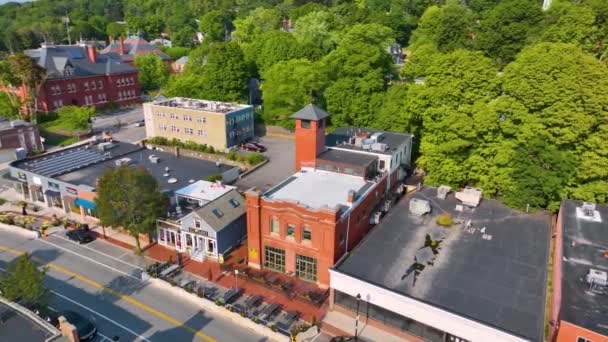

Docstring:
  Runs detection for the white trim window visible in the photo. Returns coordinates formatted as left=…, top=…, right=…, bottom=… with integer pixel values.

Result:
left=184, top=128, right=193, bottom=135
left=196, top=117, right=206, bottom=124
left=197, top=130, right=207, bottom=137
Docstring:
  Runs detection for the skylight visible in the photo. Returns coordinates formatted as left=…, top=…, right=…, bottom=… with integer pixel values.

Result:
left=212, top=208, right=224, bottom=218
left=229, top=198, right=240, bottom=208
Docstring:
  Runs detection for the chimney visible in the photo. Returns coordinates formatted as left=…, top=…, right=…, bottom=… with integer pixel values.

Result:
left=58, top=316, right=79, bottom=342
left=119, top=36, right=125, bottom=55
left=86, top=45, right=97, bottom=63
left=347, top=190, right=356, bottom=204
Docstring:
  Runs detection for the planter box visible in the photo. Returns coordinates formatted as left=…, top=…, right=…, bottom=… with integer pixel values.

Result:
left=0, top=222, right=39, bottom=239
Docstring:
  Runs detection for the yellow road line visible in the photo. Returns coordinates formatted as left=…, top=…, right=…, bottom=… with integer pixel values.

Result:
left=0, top=245, right=216, bottom=342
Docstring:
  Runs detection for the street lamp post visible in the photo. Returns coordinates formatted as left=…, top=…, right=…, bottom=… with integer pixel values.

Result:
left=355, top=293, right=361, bottom=340
left=234, top=269, right=239, bottom=289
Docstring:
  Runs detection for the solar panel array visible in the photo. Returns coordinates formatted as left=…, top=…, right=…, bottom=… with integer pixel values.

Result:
left=23, top=147, right=110, bottom=177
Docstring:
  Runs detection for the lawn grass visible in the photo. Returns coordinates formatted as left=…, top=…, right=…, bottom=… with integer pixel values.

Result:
left=40, top=130, right=80, bottom=147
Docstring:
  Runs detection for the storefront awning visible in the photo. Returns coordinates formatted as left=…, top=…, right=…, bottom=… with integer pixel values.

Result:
left=44, top=189, right=61, bottom=197
left=74, top=198, right=96, bottom=210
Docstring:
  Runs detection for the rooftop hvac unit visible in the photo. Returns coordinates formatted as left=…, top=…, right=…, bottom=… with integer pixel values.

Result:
left=369, top=211, right=382, bottom=224
left=98, top=142, right=115, bottom=151
left=149, top=155, right=159, bottom=163
left=437, top=185, right=451, bottom=200
left=582, top=202, right=596, bottom=217
left=586, top=269, right=607, bottom=286
left=371, top=143, right=388, bottom=152
left=455, top=187, right=482, bottom=207
left=409, top=198, right=431, bottom=216
left=115, top=157, right=132, bottom=166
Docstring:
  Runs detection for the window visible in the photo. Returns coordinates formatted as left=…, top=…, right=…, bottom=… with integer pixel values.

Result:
left=270, top=219, right=279, bottom=235
left=229, top=198, right=240, bottom=208
left=194, top=219, right=201, bottom=228
left=301, top=120, right=311, bottom=129
left=264, top=246, right=285, bottom=273
left=577, top=338, right=594, bottom=342
left=379, top=160, right=386, bottom=170
left=184, top=128, right=194, bottom=135
left=64, top=66, right=73, bottom=76
left=98, top=81, right=103, bottom=89
left=197, top=117, right=206, bottom=124
left=84, top=82, right=89, bottom=91
left=296, top=254, right=317, bottom=281
left=302, top=226, right=312, bottom=242
left=339, top=233, right=345, bottom=245
left=212, top=208, right=224, bottom=218
left=286, top=224, right=295, bottom=239
left=91, top=81, right=96, bottom=90
left=184, top=115, right=192, bottom=121
left=170, top=125, right=178, bottom=132
left=170, top=113, right=178, bottom=119
left=198, top=130, right=207, bottom=137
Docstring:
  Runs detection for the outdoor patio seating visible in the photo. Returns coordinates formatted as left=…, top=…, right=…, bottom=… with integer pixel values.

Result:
left=222, top=288, right=243, bottom=304
left=276, top=311, right=299, bottom=332
left=258, top=303, right=280, bottom=322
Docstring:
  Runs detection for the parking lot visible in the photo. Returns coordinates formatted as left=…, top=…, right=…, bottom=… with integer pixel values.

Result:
left=235, top=135, right=295, bottom=192
left=91, top=107, right=146, bottom=143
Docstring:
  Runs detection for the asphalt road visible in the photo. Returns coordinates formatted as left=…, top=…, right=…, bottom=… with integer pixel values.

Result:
left=0, top=229, right=268, bottom=342
left=92, top=107, right=146, bottom=143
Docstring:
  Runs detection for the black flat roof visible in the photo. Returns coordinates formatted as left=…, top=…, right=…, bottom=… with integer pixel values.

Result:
left=560, top=200, right=608, bottom=336
left=0, top=302, right=57, bottom=341
left=335, top=186, right=551, bottom=341
left=56, top=146, right=235, bottom=192
left=316, top=149, right=377, bottom=168
left=325, top=127, right=412, bottom=155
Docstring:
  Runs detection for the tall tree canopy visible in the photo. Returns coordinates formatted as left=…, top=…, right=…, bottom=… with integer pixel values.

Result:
left=96, top=165, right=167, bottom=253
left=0, top=253, right=48, bottom=305
left=134, top=53, right=169, bottom=91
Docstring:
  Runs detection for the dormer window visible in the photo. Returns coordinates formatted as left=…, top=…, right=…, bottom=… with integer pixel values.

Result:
left=64, top=66, right=74, bottom=76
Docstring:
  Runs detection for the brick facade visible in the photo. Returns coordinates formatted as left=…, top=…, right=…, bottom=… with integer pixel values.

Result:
left=294, top=118, right=326, bottom=171
left=0, top=123, right=42, bottom=152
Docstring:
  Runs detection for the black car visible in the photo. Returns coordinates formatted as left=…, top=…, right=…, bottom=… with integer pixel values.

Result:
left=66, top=228, right=94, bottom=244
left=240, top=142, right=267, bottom=152
left=61, top=310, right=97, bottom=340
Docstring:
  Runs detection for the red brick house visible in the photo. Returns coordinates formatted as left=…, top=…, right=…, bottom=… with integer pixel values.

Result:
left=102, top=35, right=172, bottom=66
left=22, top=43, right=141, bottom=113
left=245, top=104, right=413, bottom=288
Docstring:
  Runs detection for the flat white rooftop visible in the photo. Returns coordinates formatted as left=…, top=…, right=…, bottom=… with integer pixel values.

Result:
left=175, top=180, right=235, bottom=202
left=264, top=168, right=371, bottom=211
left=152, top=97, right=251, bottom=114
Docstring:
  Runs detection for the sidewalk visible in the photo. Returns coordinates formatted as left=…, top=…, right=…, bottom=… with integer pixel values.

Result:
left=322, top=310, right=423, bottom=342
left=144, top=243, right=327, bottom=323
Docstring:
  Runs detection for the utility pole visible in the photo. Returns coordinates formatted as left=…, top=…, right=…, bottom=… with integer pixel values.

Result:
left=63, top=14, right=71, bottom=45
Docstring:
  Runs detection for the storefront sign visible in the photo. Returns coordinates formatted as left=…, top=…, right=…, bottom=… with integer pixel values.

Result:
left=66, top=187, right=78, bottom=195
left=32, top=176, right=41, bottom=185
left=17, top=172, right=26, bottom=180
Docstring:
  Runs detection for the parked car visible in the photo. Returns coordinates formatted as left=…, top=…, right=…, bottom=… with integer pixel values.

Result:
left=61, top=310, right=97, bottom=340
left=240, top=142, right=266, bottom=152
left=66, top=228, right=94, bottom=244
left=133, top=119, right=145, bottom=127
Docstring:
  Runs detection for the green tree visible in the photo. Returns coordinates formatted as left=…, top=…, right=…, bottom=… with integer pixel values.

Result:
left=198, top=42, right=250, bottom=101
left=7, top=53, right=46, bottom=117
left=409, top=2, right=472, bottom=52
left=55, top=106, right=95, bottom=135
left=0, top=92, right=19, bottom=119
left=0, top=253, right=48, bottom=305
left=231, top=8, right=281, bottom=43
left=542, top=1, right=599, bottom=55
left=246, top=30, right=303, bottom=72
left=106, top=22, right=126, bottom=38
left=134, top=53, right=169, bottom=91
left=96, top=165, right=167, bottom=253
left=260, top=59, right=327, bottom=127
left=475, top=0, right=544, bottom=64
left=292, top=11, right=333, bottom=54
left=199, top=10, right=229, bottom=42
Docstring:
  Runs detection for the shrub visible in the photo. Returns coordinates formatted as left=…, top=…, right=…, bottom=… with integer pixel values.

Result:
left=207, top=146, right=215, bottom=154
left=240, top=311, right=247, bottom=317
left=436, top=213, right=453, bottom=226
left=270, top=324, right=278, bottom=332
left=251, top=317, right=261, bottom=324
left=215, top=298, right=225, bottom=306
left=197, top=288, right=205, bottom=298
left=245, top=152, right=265, bottom=166
left=0, top=198, right=6, bottom=205
left=207, top=174, right=223, bottom=182
left=227, top=151, right=238, bottom=161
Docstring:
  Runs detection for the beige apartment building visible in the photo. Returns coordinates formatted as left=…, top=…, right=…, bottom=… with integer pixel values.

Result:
left=143, top=97, right=255, bottom=150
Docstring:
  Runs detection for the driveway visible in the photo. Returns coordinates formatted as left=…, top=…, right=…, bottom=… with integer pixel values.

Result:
left=235, top=135, right=295, bottom=192
left=92, top=107, right=146, bottom=143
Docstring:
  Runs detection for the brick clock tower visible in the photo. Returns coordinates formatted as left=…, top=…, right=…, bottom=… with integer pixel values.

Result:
left=290, top=104, right=329, bottom=171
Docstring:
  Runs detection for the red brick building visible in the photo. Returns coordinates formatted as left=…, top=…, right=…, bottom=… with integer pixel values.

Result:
left=550, top=200, right=608, bottom=342
left=22, top=43, right=141, bottom=113
left=0, top=119, right=43, bottom=152
left=246, top=104, right=413, bottom=288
